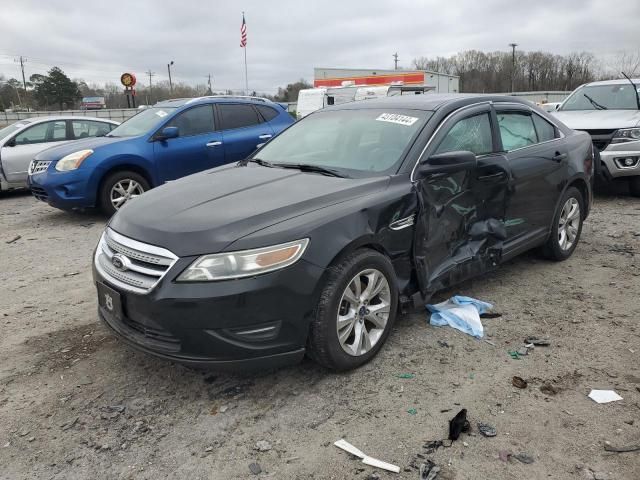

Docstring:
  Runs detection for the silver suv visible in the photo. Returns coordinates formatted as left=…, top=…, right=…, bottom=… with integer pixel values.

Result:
left=552, top=78, right=640, bottom=196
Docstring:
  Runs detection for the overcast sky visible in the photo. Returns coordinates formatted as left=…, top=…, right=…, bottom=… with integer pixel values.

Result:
left=1, top=0, right=638, bottom=93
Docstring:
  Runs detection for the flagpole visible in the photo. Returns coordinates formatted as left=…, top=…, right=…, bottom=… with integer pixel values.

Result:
left=242, top=11, right=248, bottom=95
left=244, top=44, right=248, bottom=95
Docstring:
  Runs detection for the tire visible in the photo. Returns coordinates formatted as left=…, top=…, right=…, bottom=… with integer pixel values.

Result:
left=307, top=249, right=398, bottom=371
left=99, top=170, right=150, bottom=216
left=540, top=186, right=584, bottom=261
left=629, top=176, right=640, bottom=198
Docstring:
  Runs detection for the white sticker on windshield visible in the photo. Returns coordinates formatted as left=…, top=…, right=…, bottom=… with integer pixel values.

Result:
left=156, top=110, right=168, bottom=117
left=14, top=123, right=26, bottom=128
left=375, top=113, right=418, bottom=126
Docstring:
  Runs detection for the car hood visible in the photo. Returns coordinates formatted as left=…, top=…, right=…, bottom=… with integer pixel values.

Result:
left=33, top=136, right=137, bottom=161
left=109, top=164, right=389, bottom=257
left=552, top=109, right=640, bottom=130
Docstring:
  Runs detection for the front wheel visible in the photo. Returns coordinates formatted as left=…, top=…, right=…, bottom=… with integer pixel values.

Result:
left=99, top=171, right=149, bottom=216
left=540, top=186, right=584, bottom=261
left=307, top=249, right=398, bottom=371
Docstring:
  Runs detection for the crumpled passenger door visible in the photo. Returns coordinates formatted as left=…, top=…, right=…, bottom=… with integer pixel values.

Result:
left=413, top=104, right=511, bottom=296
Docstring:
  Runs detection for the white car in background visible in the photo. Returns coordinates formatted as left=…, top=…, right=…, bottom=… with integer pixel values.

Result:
left=0, top=116, right=118, bottom=192
left=552, top=78, right=640, bottom=196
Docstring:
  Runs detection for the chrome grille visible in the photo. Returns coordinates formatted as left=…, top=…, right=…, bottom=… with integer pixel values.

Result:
left=94, top=228, right=178, bottom=294
left=28, top=160, right=51, bottom=175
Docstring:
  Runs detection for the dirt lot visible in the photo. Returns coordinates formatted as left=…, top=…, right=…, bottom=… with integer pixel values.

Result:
left=1, top=189, right=639, bottom=480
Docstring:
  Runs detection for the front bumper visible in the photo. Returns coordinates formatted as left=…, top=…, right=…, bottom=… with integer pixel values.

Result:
left=28, top=168, right=96, bottom=209
left=598, top=141, right=640, bottom=179
left=92, top=257, right=325, bottom=371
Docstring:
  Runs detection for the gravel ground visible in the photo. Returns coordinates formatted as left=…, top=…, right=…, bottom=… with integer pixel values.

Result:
left=0, top=189, right=639, bottom=480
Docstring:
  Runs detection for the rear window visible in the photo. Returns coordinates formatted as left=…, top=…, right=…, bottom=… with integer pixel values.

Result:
left=532, top=114, right=557, bottom=142
left=256, top=105, right=279, bottom=121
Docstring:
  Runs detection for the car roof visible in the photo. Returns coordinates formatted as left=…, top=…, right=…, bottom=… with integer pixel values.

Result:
left=582, top=78, right=640, bottom=87
left=323, top=93, right=535, bottom=112
left=155, top=96, right=277, bottom=108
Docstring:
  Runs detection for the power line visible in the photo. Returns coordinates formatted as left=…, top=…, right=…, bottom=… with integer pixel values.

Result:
left=393, top=52, right=399, bottom=70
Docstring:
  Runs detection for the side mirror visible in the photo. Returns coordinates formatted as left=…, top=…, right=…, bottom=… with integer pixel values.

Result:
left=417, top=150, right=477, bottom=177
left=555, top=104, right=560, bottom=111
left=157, top=126, right=179, bottom=140
left=6, top=138, right=16, bottom=147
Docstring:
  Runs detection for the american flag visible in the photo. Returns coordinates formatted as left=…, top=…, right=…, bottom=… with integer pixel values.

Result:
left=240, top=13, right=247, bottom=48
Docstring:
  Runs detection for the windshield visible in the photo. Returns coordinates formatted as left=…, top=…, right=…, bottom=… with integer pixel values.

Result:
left=107, top=107, right=176, bottom=137
left=560, top=83, right=639, bottom=111
left=0, top=121, right=31, bottom=140
left=254, top=108, right=431, bottom=176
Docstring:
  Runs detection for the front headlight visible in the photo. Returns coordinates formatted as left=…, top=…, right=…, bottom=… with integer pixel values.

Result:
left=612, top=128, right=640, bottom=144
left=177, top=238, right=310, bottom=281
left=55, top=149, right=93, bottom=171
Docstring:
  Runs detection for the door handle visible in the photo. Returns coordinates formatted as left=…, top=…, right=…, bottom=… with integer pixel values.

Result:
left=258, top=134, right=272, bottom=140
left=206, top=141, right=223, bottom=147
left=552, top=152, right=567, bottom=162
left=477, top=171, right=506, bottom=181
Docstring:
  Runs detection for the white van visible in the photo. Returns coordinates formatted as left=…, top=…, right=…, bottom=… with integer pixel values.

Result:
left=297, top=84, right=436, bottom=119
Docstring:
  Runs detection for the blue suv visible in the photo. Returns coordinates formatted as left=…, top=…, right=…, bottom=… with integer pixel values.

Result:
left=28, top=97, right=294, bottom=214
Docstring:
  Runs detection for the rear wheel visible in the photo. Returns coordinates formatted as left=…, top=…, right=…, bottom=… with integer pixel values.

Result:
left=540, top=186, right=584, bottom=261
left=99, top=171, right=149, bottom=216
left=629, top=176, right=640, bottom=198
left=307, top=249, right=398, bottom=371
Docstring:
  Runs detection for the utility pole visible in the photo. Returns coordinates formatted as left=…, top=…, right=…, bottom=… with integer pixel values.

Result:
left=206, top=74, right=212, bottom=94
left=509, top=43, right=518, bottom=93
left=146, top=70, right=155, bottom=103
left=15, top=56, right=27, bottom=105
left=393, top=52, right=399, bottom=70
left=167, top=61, right=174, bottom=95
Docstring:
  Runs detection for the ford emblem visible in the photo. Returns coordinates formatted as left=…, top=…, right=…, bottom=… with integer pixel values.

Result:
left=111, top=253, right=128, bottom=271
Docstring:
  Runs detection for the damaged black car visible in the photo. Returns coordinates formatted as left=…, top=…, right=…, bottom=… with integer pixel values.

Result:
left=93, top=94, right=593, bottom=371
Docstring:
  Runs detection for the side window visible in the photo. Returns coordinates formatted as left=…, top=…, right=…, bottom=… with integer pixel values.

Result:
left=532, top=113, right=557, bottom=142
left=218, top=104, right=261, bottom=130
left=497, top=112, right=537, bottom=150
left=435, top=113, right=493, bottom=156
left=15, top=123, right=49, bottom=145
left=14, top=121, right=66, bottom=145
left=51, top=121, right=67, bottom=141
left=72, top=120, right=110, bottom=138
left=168, top=105, right=215, bottom=137
left=256, top=105, right=279, bottom=121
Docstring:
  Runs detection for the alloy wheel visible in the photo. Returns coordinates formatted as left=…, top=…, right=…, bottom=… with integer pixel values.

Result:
left=337, top=268, right=391, bottom=356
left=558, top=197, right=580, bottom=251
left=110, top=179, right=144, bottom=210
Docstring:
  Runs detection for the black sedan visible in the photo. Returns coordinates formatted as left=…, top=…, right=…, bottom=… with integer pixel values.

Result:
left=93, top=94, right=593, bottom=371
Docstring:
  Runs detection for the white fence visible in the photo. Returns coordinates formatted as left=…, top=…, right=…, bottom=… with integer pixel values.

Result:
left=0, top=108, right=138, bottom=126
left=496, top=91, right=571, bottom=104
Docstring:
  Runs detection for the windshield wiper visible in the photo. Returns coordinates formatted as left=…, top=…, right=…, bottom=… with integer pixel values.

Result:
left=238, top=157, right=275, bottom=167
left=583, top=93, right=607, bottom=110
left=621, top=71, right=640, bottom=110
left=272, top=163, right=346, bottom=178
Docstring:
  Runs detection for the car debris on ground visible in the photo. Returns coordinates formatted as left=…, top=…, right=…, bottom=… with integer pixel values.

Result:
left=334, top=439, right=400, bottom=473
left=588, top=389, right=623, bottom=403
